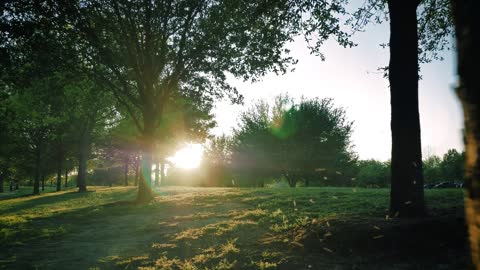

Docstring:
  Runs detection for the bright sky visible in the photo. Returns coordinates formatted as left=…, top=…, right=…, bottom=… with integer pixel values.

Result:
left=210, top=22, right=464, bottom=161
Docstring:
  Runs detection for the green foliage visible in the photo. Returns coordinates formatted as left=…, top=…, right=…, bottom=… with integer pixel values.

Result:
left=349, top=0, right=454, bottom=64
left=356, top=159, right=390, bottom=187
left=423, top=155, right=442, bottom=183
left=440, top=149, right=464, bottom=182
left=423, top=149, right=465, bottom=183
left=230, top=95, right=356, bottom=187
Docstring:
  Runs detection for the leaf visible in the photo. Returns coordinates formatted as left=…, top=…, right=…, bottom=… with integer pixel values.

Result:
left=323, top=247, right=333, bottom=253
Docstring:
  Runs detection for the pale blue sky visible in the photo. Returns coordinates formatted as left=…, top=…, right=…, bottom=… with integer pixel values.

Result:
left=211, top=22, right=464, bottom=161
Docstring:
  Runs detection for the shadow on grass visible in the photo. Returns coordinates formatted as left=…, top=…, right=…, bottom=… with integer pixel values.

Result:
left=0, top=187, right=470, bottom=270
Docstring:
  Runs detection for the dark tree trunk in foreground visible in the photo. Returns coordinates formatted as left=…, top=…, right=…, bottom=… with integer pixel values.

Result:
left=64, top=168, right=68, bottom=188
left=77, top=131, right=90, bottom=192
left=0, top=175, right=4, bottom=193
left=388, top=0, right=425, bottom=217
left=451, top=0, right=480, bottom=267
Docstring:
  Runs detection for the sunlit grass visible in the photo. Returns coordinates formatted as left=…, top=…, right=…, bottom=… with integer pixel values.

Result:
left=0, top=186, right=467, bottom=269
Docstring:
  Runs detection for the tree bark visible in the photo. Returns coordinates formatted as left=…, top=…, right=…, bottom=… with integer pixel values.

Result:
left=160, top=160, right=166, bottom=186
left=0, top=174, right=4, bottom=193
left=154, top=160, right=160, bottom=187
left=387, top=0, right=425, bottom=217
left=134, top=156, right=139, bottom=186
left=41, top=173, right=45, bottom=192
left=451, top=0, right=480, bottom=268
left=33, top=147, right=41, bottom=195
left=77, top=130, right=91, bottom=192
left=124, top=155, right=129, bottom=186
left=56, top=149, right=63, bottom=192
left=136, top=114, right=155, bottom=202
left=284, top=174, right=296, bottom=188
left=137, top=152, right=153, bottom=202
left=64, top=168, right=68, bottom=188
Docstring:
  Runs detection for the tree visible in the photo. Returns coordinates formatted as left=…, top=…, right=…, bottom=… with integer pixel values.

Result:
left=39, top=0, right=358, bottom=202
left=63, top=77, right=116, bottom=192
left=387, top=0, right=426, bottom=217
left=440, top=149, right=464, bottom=182
left=350, top=0, right=454, bottom=217
left=203, top=135, right=234, bottom=186
left=48, top=0, right=290, bottom=201
left=423, top=155, right=442, bottom=183
left=357, top=159, right=390, bottom=187
left=231, top=96, right=355, bottom=187
left=275, top=98, right=355, bottom=187
left=450, top=0, right=480, bottom=267
left=231, top=99, right=274, bottom=187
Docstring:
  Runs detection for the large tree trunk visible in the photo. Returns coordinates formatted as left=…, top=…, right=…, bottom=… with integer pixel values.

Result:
left=0, top=174, right=4, bottom=193
left=134, top=156, right=139, bottom=186
left=64, top=168, right=68, bottom=188
left=56, top=148, right=63, bottom=192
left=154, top=160, right=160, bottom=187
left=451, top=0, right=480, bottom=268
left=387, top=0, right=425, bottom=217
left=124, top=155, right=129, bottom=186
left=33, top=147, right=41, bottom=195
left=137, top=152, right=153, bottom=202
left=284, top=174, right=296, bottom=188
left=77, top=130, right=91, bottom=192
left=137, top=115, right=155, bottom=202
left=160, top=160, right=166, bottom=186
left=41, top=173, right=45, bottom=191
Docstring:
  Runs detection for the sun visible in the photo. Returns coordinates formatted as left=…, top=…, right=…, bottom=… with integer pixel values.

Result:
left=168, top=144, right=203, bottom=169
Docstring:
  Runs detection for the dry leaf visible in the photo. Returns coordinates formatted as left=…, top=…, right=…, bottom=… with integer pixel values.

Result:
left=323, top=247, right=333, bottom=253
left=291, top=241, right=304, bottom=247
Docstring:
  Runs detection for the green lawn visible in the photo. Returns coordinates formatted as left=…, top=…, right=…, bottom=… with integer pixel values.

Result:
left=0, top=186, right=469, bottom=270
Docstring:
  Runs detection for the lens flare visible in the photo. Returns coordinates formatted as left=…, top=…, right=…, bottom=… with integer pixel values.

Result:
left=168, top=144, right=203, bottom=169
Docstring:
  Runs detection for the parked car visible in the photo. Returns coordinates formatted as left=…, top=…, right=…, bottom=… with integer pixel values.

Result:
left=424, top=183, right=436, bottom=189
left=434, top=182, right=458, bottom=188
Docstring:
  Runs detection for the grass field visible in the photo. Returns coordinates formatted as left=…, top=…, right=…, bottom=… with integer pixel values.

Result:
left=0, top=186, right=469, bottom=270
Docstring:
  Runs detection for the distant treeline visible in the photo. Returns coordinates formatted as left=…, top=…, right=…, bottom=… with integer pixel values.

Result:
left=165, top=149, right=464, bottom=188
left=1, top=95, right=464, bottom=190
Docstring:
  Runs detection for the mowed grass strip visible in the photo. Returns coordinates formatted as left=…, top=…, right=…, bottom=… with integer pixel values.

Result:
left=0, top=186, right=467, bottom=270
